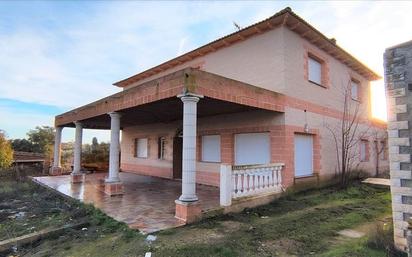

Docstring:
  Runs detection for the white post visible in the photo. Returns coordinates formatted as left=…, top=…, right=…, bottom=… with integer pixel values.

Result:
left=72, top=121, right=83, bottom=174
left=53, top=126, right=63, bottom=168
left=106, top=112, right=121, bottom=183
left=220, top=164, right=232, bottom=206
left=178, top=94, right=201, bottom=202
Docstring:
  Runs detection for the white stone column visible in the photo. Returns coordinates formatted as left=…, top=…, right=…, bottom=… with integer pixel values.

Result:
left=178, top=94, right=201, bottom=202
left=220, top=164, right=232, bottom=206
left=72, top=121, right=83, bottom=174
left=53, top=126, right=63, bottom=168
left=106, top=112, right=121, bottom=183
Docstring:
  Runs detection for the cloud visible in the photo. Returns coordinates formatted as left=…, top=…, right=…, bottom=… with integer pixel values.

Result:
left=177, top=37, right=188, bottom=56
left=0, top=1, right=287, bottom=110
left=1, top=1, right=410, bottom=138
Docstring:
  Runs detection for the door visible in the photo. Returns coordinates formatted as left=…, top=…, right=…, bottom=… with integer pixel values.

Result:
left=173, top=136, right=183, bottom=179
left=294, top=134, right=313, bottom=177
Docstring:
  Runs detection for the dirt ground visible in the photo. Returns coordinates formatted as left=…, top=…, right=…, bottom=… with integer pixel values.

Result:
left=0, top=179, right=404, bottom=257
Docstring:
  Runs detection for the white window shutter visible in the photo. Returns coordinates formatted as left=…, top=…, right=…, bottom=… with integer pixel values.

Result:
left=294, top=134, right=314, bottom=177
left=360, top=141, right=366, bottom=161
left=201, top=135, right=221, bottom=162
left=137, top=138, right=148, bottom=158
left=351, top=81, right=359, bottom=100
left=308, top=57, right=322, bottom=85
left=234, top=133, right=270, bottom=165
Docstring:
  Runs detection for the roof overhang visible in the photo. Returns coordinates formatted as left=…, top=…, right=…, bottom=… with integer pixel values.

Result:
left=55, top=69, right=284, bottom=129
left=114, top=7, right=380, bottom=88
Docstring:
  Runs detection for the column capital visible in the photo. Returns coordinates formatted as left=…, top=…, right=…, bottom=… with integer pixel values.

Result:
left=177, top=93, right=204, bottom=103
left=73, top=121, right=83, bottom=127
left=108, top=112, right=122, bottom=119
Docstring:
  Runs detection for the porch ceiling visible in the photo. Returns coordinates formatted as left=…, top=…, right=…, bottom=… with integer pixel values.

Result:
left=56, top=68, right=285, bottom=129
left=65, top=96, right=264, bottom=129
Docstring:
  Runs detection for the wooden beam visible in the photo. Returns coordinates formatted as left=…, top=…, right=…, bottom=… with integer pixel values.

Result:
left=208, top=45, right=217, bottom=52
left=301, top=30, right=311, bottom=37
left=310, top=37, right=320, bottom=44
left=289, top=21, right=301, bottom=30
left=254, top=26, right=263, bottom=34
left=281, top=13, right=289, bottom=26
left=222, top=39, right=230, bottom=46
left=266, top=20, right=274, bottom=29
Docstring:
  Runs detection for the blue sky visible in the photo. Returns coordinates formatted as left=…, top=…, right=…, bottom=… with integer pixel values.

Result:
left=0, top=1, right=411, bottom=143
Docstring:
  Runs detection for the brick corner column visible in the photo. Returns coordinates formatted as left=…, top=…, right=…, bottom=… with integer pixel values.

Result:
left=384, top=45, right=412, bottom=252
left=71, top=121, right=85, bottom=183
left=104, top=112, right=124, bottom=196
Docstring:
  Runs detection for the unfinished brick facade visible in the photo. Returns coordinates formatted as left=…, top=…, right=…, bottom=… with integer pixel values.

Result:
left=384, top=40, right=412, bottom=251
left=53, top=8, right=388, bottom=224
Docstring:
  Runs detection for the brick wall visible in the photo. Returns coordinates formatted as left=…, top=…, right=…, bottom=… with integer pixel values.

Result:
left=384, top=40, right=412, bottom=251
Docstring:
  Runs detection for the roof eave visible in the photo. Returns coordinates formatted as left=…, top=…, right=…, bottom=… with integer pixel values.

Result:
left=114, top=7, right=381, bottom=87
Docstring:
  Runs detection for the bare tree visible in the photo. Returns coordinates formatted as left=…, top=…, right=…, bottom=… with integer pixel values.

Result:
left=325, top=80, right=370, bottom=187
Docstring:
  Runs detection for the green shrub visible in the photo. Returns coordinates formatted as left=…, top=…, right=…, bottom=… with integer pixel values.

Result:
left=367, top=221, right=407, bottom=257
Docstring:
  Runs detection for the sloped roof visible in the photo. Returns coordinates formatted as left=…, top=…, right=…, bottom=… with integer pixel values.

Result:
left=114, top=7, right=380, bottom=88
left=13, top=151, right=45, bottom=163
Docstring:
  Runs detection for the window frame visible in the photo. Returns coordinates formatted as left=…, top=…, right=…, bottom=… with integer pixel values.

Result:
left=294, top=133, right=314, bottom=178
left=351, top=79, right=360, bottom=102
left=201, top=135, right=221, bottom=163
left=234, top=132, right=270, bottom=166
left=307, top=54, right=324, bottom=87
left=135, top=138, right=148, bottom=159
left=157, top=136, right=166, bottom=160
left=380, top=140, right=388, bottom=161
left=360, top=139, right=369, bottom=162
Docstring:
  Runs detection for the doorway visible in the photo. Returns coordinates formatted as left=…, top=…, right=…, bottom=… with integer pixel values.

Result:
left=173, top=129, right=183, bottom=179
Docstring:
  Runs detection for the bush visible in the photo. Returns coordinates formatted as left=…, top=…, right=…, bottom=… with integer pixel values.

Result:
left=367, top=221, right=406, bottom=257
left=350, top=169, right=369, bottom=180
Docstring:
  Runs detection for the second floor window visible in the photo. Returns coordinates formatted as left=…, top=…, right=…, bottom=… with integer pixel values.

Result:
left=308, top=56, right=322, bottom=85
left=351, top=80, right=360, bottom=101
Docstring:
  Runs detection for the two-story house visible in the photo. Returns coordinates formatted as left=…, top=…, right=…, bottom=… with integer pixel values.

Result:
left=48, top=7, right=388, bottom=224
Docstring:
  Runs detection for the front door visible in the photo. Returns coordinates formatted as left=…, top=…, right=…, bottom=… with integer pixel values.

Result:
left=173, top=136, right=183, bottom=179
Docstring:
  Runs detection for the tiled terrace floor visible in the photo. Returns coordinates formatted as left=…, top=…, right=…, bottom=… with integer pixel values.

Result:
left=32, top=172, right=220, bottom=233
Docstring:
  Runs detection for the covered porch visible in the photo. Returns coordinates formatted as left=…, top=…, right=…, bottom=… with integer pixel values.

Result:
left=33, top=172, right=219, bottom=233
left=50, top=68, right=286, bottom=223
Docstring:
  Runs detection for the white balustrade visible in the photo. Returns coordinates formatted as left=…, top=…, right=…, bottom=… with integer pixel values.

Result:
left=220, top=163, right=284, bottom=206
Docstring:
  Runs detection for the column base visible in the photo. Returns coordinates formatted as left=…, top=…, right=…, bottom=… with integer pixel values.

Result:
left=71, top=173, right=85, bottom=183
left=49, top=166, right=63, bottom=176
left=175, top=200, right=202, bottom=223
left=104, top=182, right=124, bottom=196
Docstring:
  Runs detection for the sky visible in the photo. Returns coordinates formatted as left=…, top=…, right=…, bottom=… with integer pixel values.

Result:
left=0, top=1, right=411, bottom=143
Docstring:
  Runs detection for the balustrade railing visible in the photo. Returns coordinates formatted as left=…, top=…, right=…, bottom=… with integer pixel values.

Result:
left=220, top=163, right=284, bottom=206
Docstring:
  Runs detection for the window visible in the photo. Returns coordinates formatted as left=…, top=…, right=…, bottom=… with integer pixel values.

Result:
left=136, top=138, right=148, bottom=158
left=308, top=56, right=322, bottom=85
left=235, top=133, right=270, bottom=165
left=201, top=135, right=221, bottom=162
left=158, top=137, right=166, bottom=160
left=381, top=140, right=387, bottom=161
left=360, top=140, right=369, bottom=162
left=294, top=134, right=314, bottom=177
left=351, top=80, right=360, bottom=101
